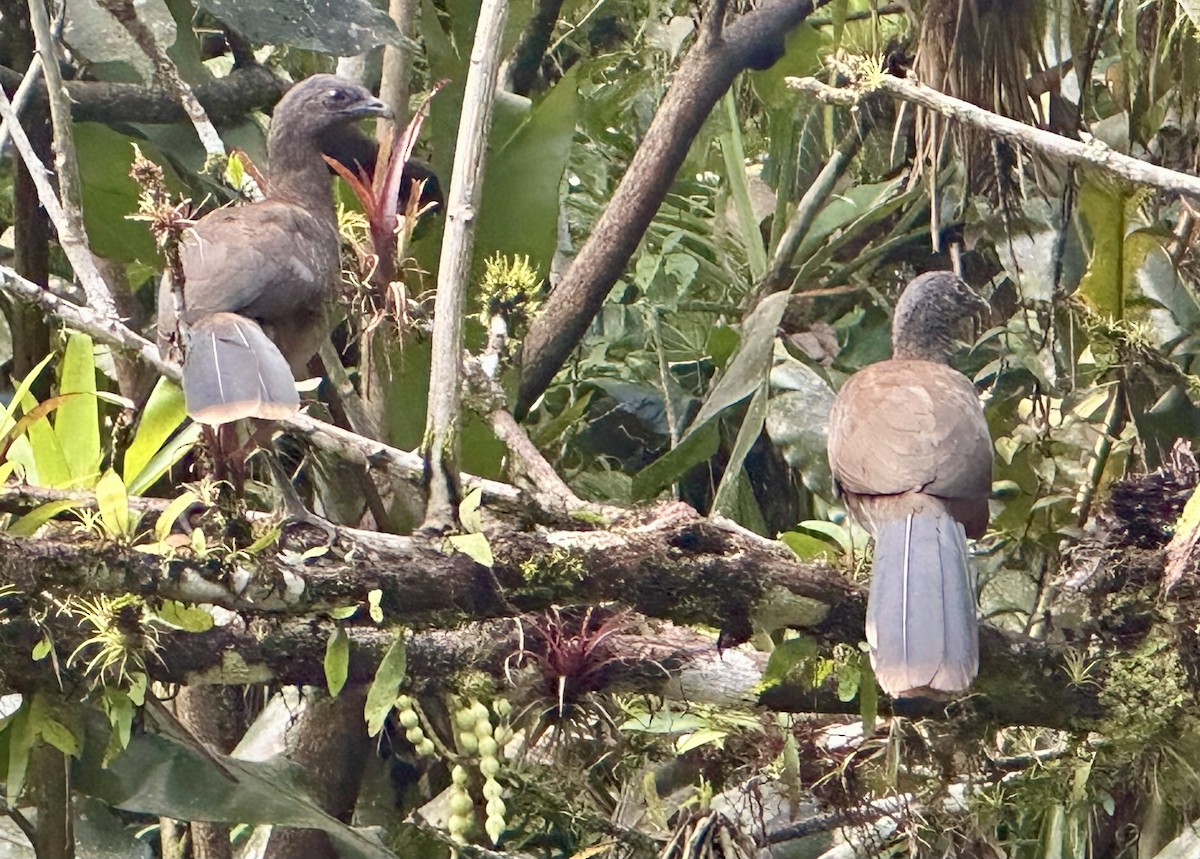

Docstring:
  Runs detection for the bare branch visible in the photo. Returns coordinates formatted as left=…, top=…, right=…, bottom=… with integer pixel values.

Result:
left=96, top=0, right=225, bottom=159
left=516, top=0, right=826, bottom=415
left=787, top=70, right=1200, bottom=200
left=0, top=63, right=287, bottom=124
left=423, top=0, right=508, bottom=530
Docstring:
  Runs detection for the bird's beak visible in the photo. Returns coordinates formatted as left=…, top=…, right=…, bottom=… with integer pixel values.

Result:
left=346, top=97, right=393, bottom=119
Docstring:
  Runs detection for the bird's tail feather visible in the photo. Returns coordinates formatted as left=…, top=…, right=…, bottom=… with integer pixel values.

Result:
left=182, top=312, right=299, bottom=425
left=865, top=507, right=978, bottom=697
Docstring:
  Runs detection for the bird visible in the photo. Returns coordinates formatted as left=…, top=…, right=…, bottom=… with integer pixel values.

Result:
left=158, top=74, right=392, bottom=425
left=826, top=272, right=993, bottom=698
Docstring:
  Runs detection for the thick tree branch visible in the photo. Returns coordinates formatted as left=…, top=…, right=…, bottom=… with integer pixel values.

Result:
left=515, top=0, right=827, bottom=415
left=0, top=63, right=287, bottom=124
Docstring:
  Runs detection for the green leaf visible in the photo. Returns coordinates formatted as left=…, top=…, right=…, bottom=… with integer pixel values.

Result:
left=55, top=332, right=101, bottom=484
left=154, top=491, right=199, bottom=541
left=676, top=728, right=728, bottom=754
left=712, top=382, right=768, bottom=516
left=14, top=390, right=71, bottom=488
left=32, top=637, right=52, bottom=661
left=760, top=636, right=818, bottom=689
left=779, top=531, right=838, bottom=562
left=95, top=470, right=133, bottom=540
left=1076, top=175, right=1127, bottom=319
left=459, top=486, right=484, bottom=534
left=448, top=532, right=494, bottom=568
left=836, top=659, right=860, bottom=703
left=7, top=499, right=77, bottom=537
left=38, top=716, right=80, bottom=758
left=631, top=418, right=720, bottom=501
left=124, top=378, right=188, bottom=489
left=324, top=628, right=349, bottom=698
left=329, top=605, right=359, bottom=620
left=0, top=352, right=54, bottom=436
left=127, top=422, right=201, bottom=496
left=859, top=654, right=878, bottom=734
left=75, top=123, right=177, bottom=263
left=365, top=633, right=408, bottom=738
left=155, top=600, right=214, bottom=632
left=706, top=325, right=739, bottom=369
left=6, top=699, right=32, bottom=802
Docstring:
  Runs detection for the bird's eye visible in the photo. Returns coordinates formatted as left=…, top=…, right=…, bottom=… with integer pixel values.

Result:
left=325, top=89, right=352, bottom=105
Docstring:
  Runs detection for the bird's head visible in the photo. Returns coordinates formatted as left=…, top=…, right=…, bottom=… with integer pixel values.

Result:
left=891, top=271, right=989, bottom=363
left=269, top=74, right=392, bottom=148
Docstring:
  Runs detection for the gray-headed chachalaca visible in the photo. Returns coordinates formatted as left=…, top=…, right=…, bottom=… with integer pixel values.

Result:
left=158, top=74, right=391, bottom=424
left=827, top=272, right=992, bottom=698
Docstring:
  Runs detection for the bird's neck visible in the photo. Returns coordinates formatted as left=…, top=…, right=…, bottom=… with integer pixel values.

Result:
left=892, top=320, right=957, bottom=364
left=267, top=141, right=336, bottom=218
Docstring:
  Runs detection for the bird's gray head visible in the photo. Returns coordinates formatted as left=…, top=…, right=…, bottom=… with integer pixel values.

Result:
left=891, top=272, right=989, bottom=363
left=268, top=74, right=392, bottom=153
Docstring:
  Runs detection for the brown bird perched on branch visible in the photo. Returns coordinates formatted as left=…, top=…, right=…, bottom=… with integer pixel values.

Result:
left=827, top=272, right=992, bottom=698
left=158, top=74, right=391, bottom=424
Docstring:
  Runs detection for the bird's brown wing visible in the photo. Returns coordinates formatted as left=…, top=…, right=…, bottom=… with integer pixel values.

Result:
left=172, top=199, right=338, bottom=326
left=827, top=359, right=992, bottom=504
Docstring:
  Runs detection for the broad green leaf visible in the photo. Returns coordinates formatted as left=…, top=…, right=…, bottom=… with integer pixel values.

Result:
left=634, top=291, right=791, bottom=501
left=74, top=708, right=398, bottom=859
left=779, top=531, right=837, bottom=562
left=124, top=378, right=188, bottom=489
left=8, top=499, right=77, bottom=537
left=127, top=422, right=201, bottom=496
left=14, top=390, right=71, bottom=488
left=38, top=716, right=81, bottom=757
left=676, top=728, right=728, bottom=754
left=1076, top=175, right=1127, bottom=319
left=0, top=352, right=54, bottom=436
left=719, top=91, right=767, bottom=280
left=365, top=633, right=408, bottom=738
left=95, top=470, right=133, bottom=540
left=6, top=700, right=32, bottom=802
left=759, top=636, right=818, bottom=689
left=448, top=532, right=494, bottom=568
left=155, top=600, right=214, bottom=632
left=154, top=491, right=199, bottom=541
left=55, top=332, right=101, bottom=484
left=325, top=627, right=349, bottom=698
left=75, top=123, right=176, bottom=263
left=711, top=382, right=768, bottom=516
left=837, top=658, right=860, bottom=702
left=620, top=711, right=711, bottom=734
left=477, top=68, right=579, bottom=271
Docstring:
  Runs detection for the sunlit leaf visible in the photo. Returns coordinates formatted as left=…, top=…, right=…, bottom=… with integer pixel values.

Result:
left=365, top=633, right=408, bottom=738
left=325, top=627, right=349, bottom=698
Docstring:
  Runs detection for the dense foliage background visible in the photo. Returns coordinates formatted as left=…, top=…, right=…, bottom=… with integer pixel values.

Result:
left=3, top=0, right=1200, bottom=857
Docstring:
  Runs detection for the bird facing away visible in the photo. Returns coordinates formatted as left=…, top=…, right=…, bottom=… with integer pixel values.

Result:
left=827, top=272, right=993, bottom=698
left=158, top=74, right=391, bottom=425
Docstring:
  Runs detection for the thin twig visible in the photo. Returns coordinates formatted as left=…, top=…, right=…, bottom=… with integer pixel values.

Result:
left=0, top=54, right=44, bottom=152
left=787, top=71, right=1200, bottom=199
left=26, top=0, right=118, bottom=321
left=423, top=0, right=509, bottom=531
left=0, top=263, right=529, bottom=512
left=97, top=0, right=225, bottom=159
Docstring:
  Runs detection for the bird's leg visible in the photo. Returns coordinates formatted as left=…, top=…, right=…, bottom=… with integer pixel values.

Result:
left=248, top=424, right=339, bottom=546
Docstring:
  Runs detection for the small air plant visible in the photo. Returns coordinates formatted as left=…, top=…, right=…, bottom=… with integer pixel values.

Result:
left=508, top=606, right=635, bottom=741
left=326, top=81, right=446, bottom=333
left=62, top=594, right=163, bottom=686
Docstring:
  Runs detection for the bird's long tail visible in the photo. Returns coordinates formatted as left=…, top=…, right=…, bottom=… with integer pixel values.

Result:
left=182, top=312, right=299, bottom=425
left=865, top=506, right=978, bottom=697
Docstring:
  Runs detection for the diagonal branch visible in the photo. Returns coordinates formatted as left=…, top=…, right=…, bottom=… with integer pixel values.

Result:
left=515, top=0, right=829, bottom=415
